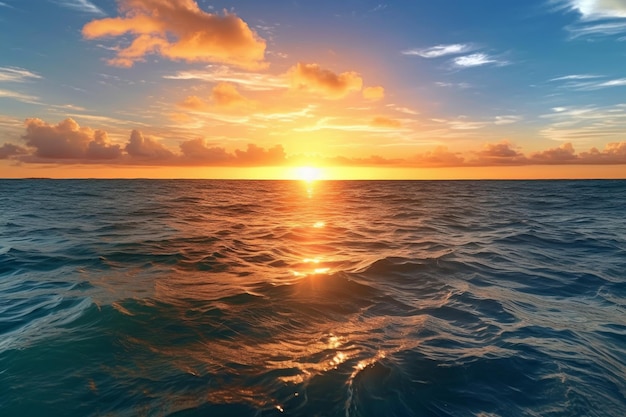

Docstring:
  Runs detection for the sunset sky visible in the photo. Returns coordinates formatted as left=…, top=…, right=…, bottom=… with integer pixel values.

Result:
left=1, top=0, right=625, bottom=179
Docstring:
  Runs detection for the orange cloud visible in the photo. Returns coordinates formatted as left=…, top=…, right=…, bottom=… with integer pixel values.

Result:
left=410, top=146, right=466, bottom=167
left=178, top=83, right=255, bottom=112
left=0, top=143, right=27, bottom=159
left=125, top=130, right=175, bottom=161
left=529, top=142, right=626, bottom=164
left=178, top=95, right=207, bottom=111
left=82, top=0, right=266, bottom=69
left=288, top=63, right=363, bottom=99
left=179, top=140, right=286, bottom=165
left=473, top=141, right=527, bottom=165
left=579, top=142, right=626, bottom=163
left=529, top=142, right=578, bottom=164
left=370, top=116, right=401, bottom=128
left=6, top=118, right=626, bottom=169
left=21, top=118, right=122, bottom=161
left=363, top=86, right=385, bottom=101
left=210, top=82, right=256, bottom=109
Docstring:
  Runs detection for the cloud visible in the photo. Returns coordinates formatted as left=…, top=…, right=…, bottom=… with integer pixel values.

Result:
left=551, top=74, right=626, bottom=90
left=409, top=146, right=465, bottom=167
left=435, top=81, right=472, bottom=89
left=210, top=82, right=256, bottom=109
left=21, top=118, right=122, bottom=160
left=8, top=118, right=626, bottom=168
left=0, top=67, right=41, bottom=82
left=295, top=116, right=409, bottom=133
left=164, top=66, right=288, bottom=91
left=370, top=116, right=401, bottom=128
left=288, top=63, right=363, bottom=99
left=179, top=139, right=233, bottom=163
left=474, top=141, right=528, bottom=165
left=0, top=143, right=28, bottom=159
left=179, top=140, right=286, bottom=165
left=178, top=95, right=207, bottom=111
left=579, top=142, right=626, bottom=163
left=0, top=89, right=40, bottom=104
left=178, top=83, right=256, bottom=111
left=453, top=53, right=506, bottom=68
left=494, top=115, right=523, bottom=125
left=82, top=0, right=266, bottom=69
left=50, top=0, right=105, bottom=15
left=557, top=0, right=626, bottom=20
left=125, top=129, right=175, bottom=160
left=529, top=142, right=578, bottom=163
left=555, top=0, right=626, bottom=37
left=388, top=105, right=419, bottom=115
left=540, top=104, right=626, bottom=143
left=363, top=86, right=385, bottom=101
left=550, top=74, right=603, bottom=81
left=402, top=43, right=473, bottom=58
left=529, top=141, right=626, bottom=164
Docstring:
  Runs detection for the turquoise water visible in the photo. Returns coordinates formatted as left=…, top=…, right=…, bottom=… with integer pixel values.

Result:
left=1, top=179, right=625, bottom=416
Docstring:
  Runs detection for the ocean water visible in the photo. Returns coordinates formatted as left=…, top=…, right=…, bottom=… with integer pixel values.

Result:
left=0, top=179, right=625, bottom=417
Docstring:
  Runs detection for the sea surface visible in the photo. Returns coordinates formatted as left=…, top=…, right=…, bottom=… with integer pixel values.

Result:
left=1, top=179, right=625, bottom=416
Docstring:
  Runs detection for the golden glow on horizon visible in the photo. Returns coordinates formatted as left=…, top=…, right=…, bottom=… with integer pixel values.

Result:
left=292, top=166, right=323, bottom=182
left=2, top=163, right=626, bottom=180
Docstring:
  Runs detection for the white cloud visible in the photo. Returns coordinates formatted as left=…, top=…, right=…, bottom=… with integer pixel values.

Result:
left=453, top=53, right=506, bottom=68
left=554, top=0, right=626, bottom=37
left=551, top=75, right=626, bottom=90
left=50, top=0, right=104, bottom=15
left=596, top=78, right=626, bottom=87
left=558, top=0, right=626, bottom=20
left=568, top=20, right=626, bottom=37
left=402, top=43, right=473, bottom=58
left=494, top=115, right=523, bottom=125
left=550, top=74, right=603, bottom=81
left=435, top=81, right=472, bottom=88
left=0, top=67, right=41, bottom=83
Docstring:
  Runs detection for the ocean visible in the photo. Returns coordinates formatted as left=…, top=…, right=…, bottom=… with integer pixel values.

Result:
left=0, top=179, right=625, bottom=416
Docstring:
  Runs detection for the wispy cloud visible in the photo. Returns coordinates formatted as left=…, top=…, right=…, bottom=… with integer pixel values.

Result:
left=550, top=74, right=603, bottom=81
left=0, top=67, right=42, bottom=83
left=550, top=74, right=626, bottom=90
left=0, top=2, right=14, bottom=8
left=555, top=0, right=626, bottom=20
left=50, top=0, right=105, bottom=15
left=554, top=0, right=626, bottom=37
left=453, top=53, right=507, bottom=68
left=295, top=116, right=409, bottom=133
left=568, top=21, right=626, bottom=37
left=435, top=81, right=472, bottom=89
left=494, top=115, right=523, bottom=125
left=540, top=104, right=626, bottom=143
left=370, top=4, right=388, bottom=13
left=164, top=66, right=287, bottom=91
left=0, top=89, right=40, bottom=103
left=402, top=43, right=474, bottom=58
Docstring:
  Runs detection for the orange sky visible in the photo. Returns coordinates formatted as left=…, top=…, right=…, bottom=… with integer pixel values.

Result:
left=1, top=0, right=625, bottom=179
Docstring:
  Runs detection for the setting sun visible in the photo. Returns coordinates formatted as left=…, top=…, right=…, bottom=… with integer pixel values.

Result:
left=293, top=166, right=323, bottom=182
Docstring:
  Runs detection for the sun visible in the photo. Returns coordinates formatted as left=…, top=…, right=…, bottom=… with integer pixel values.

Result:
left=293, top=166, right=322, bottom=181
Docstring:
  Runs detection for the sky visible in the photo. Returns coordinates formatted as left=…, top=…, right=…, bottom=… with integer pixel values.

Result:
left=1, top=0, right=626, bottom=179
